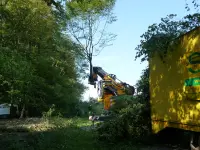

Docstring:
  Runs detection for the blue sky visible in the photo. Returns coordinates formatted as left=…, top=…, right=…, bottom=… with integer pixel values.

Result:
left=83, top=0, right=197, bottom=100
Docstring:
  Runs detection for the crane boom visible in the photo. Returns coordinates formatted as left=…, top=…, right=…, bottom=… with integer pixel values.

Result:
left=88, top=65, right=135, bottom=110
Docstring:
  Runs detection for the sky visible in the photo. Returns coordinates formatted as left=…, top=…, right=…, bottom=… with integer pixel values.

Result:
left=82, top=0, right=197, bottom=100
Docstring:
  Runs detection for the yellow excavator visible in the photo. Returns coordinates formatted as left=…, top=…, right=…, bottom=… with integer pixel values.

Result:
left=88, top=65, right=135, bottom=111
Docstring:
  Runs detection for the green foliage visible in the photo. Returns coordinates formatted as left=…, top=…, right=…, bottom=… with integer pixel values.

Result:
left=135, top=13, right=200, bottom=62
left=0, top=117, right=146, bottom=150
left=42, top=104, right=57, bottom=120
left=0, top=117, right=97, bottom=150
left=135, top=68, right=150, bottom=102
left=77, top=97, right=104, bottom=116
left=185, top=0, right=200, bottom=11
left=0, top=0, right=87, bottom=117
left=119, top=103, right=151, bottom=138
left=109, top=95, right=137, bottom=113
left=66, top=0, right=116, bottom=17
left=96, top=101, right=150, bottom=143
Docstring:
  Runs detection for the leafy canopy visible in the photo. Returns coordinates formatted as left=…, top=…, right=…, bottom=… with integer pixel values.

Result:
left=135, top=13, right=200, bottom=62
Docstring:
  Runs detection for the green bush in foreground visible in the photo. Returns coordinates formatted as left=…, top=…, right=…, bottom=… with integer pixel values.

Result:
left=96, top=102, right=151, bottom=143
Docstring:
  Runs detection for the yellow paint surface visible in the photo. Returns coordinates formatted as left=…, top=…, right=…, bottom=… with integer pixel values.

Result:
left=149, top=27, right=200, bottom=133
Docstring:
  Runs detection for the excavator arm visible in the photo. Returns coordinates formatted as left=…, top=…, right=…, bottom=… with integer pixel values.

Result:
left=88, top=67, right=107, bottom=85
left=88, top=65, right=135, bottom=110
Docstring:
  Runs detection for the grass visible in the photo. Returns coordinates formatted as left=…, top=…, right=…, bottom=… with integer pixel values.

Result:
left=0, top=117, right=97, bottom=150
left=0, top=117, right=178, bottom=150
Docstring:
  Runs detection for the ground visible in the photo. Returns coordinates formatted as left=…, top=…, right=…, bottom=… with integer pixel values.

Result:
left=0, top=117, right=187, bottom=150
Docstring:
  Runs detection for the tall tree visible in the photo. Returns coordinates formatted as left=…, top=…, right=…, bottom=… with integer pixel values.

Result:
left=1, top=0, right=86, bottom=117
left=65, top=0, right=117, bottom=66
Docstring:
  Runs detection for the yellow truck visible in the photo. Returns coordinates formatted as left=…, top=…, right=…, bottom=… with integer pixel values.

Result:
left=149, top=27, right=200, bottom=133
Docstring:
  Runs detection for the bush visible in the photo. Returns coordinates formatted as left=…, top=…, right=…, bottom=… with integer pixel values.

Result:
left=96, top=101, right=151, bottom=143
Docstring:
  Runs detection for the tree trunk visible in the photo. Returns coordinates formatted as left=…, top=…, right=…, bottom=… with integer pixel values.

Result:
left=88, top=54, right=93, bottom=82
left=89, top=54, right=93, bottom=75
left=19, top=104, right=25, bottom=119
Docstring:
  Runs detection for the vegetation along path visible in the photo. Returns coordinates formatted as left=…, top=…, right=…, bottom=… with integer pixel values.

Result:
left=0, top=117, right=187, bottom=150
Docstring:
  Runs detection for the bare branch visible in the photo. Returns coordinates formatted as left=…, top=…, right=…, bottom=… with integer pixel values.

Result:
left=88, top=13, right=94, bottom=55
left=68, top=24, right=88, bottom=57
left=66, top=1, right=117, bottom=60
left=81, top=21, right=89, bottom=52
left=92, top=19, right=108, bottom=48
left=92, top=18, right=101, bottom=37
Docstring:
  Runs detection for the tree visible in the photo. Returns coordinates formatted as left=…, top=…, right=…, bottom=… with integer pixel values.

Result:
left=65, top=0, right=117, bottom=67
left=135, top=13, right=200, bottom=62
left=1, top=0, right=87, bottom=117
left=135, top=68, right=149, bottom=101
left=185, top=0, right=200, bottom=11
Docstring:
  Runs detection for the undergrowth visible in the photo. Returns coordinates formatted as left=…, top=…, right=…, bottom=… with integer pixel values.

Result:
left=0, top=116, right=97, bottom=150
left=96, top=101, right=151, bottom=143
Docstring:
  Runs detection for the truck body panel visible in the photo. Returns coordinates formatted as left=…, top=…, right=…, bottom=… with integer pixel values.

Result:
left=149, top=27, right=200, bottom=133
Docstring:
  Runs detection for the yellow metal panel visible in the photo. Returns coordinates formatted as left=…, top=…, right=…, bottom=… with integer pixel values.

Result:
left=103, top=94, right=113, bottom=110
left=150, top=27, right=200, bottom=133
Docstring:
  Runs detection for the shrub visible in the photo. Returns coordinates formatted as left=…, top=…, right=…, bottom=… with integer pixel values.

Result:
left=96, top=101, right=151, bottom=143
